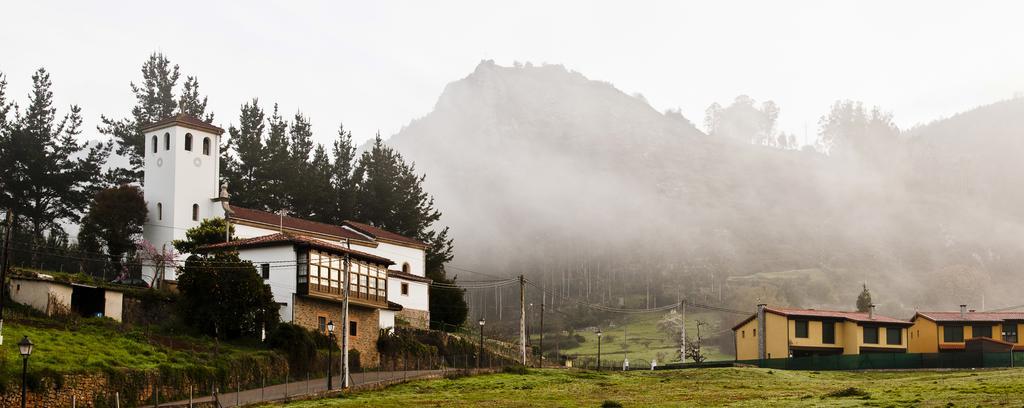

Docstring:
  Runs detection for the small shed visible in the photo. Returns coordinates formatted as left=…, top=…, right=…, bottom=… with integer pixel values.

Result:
left=9, top=275, right=124, bottom=322
left=965, top=337, right=1014, bottom=353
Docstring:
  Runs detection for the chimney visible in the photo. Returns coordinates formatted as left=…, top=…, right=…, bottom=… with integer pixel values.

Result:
left=756, top=304, right=767, bottom=360
left=960, top=304, right=967, bottom=319
left=869, top=304, right=876, bottom=320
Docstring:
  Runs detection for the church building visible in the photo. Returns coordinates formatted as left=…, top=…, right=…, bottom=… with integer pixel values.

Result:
left=139, top=114, right=431, bottom=367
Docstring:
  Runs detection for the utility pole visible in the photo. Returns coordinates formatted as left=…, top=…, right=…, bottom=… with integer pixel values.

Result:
left=519, top=275, right=526, bottom=365
left=0, top=210, right=11, bottom=346
left=680, top=300, right=686, bottom=363
left=538, top=301, right=544, bottom=368
left=341, top=240, right=351, bottom=388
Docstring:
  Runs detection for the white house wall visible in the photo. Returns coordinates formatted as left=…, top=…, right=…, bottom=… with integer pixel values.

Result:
left=222, top=213, right=433, bottom=318
left=379, top=309, right=396, bottom=330
left=233, top=223, right=279, bottom=240
left=9, top=279, right=72, bottom=316
left=372, top=242, right=426, bottom=278
left=389, top=278, right=429, bottom=312
left=236, top=246, right=298, bottom=323
left=104, top=290, right=124, bottom=322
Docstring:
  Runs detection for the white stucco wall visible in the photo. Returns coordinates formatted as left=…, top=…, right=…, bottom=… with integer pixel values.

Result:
left=389, top=278, right=429, bottom=312
left=104, top=290, right=124, bottom=322
left=236, top=245, right=298, bottom=323
left=142, top=124, right=223, bottom=283
left=10, top=279, right=72, bottom=316
left=234, top=223, right=279, bottom=239
left=380, top=309, right=396, bottom=330
left=371, top=242, right=426, bottom=278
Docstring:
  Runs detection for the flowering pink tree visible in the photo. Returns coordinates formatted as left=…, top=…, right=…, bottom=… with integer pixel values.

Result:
left=135, top=239, right=179, bottom=288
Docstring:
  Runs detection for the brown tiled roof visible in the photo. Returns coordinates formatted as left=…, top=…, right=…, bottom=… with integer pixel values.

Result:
left=197, top=232, right=393, bottom=265
left=913, top=311, right=1024, bottom=323
left=769, top=307, right=911, bottom=325
left=386, top=301, right=404, bottom=311
left=141, top=113, right=225, bottom=135
left=732, top=306, right=911, bottom=331
left=231, top=207, right=372, bottom=243
left=387, top=269, right=433, bottom=283
left=343, top=220, right=425, bottom=248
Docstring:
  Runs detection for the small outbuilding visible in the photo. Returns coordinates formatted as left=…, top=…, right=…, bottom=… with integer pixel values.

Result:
left=9, top=274, right=124, bottom=322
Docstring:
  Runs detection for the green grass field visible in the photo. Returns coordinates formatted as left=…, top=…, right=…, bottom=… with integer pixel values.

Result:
left=0, top=321, right=277, bottom=373
left=552, top=312, right=730, bottom=365
left=281, top=367, right=1024, bottom=407
left=0, top=309, right=279, bottom=379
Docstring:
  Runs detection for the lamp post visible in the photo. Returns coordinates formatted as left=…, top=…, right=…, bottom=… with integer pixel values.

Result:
left=596, top=329, right=602, bottom=371
left=478, top=317, right=486, bottom=369
left=326, top=321, right=334, bottom=390
left=19, top=335, right=33, bottom=408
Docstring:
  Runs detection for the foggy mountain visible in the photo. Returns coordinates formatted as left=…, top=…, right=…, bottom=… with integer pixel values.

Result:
left=388, top=61, right=1024, bottom=316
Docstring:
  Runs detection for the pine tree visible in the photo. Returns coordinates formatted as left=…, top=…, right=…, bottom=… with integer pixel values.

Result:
left=79, top=185, right=148, bottom=274
left=285, top=112, right=318, bottom=217
left=856, top=283, right=873, bottom=312
left=262, top=104, right=292, bottom=212
left=99, top=52, right=212, bottom=182
left=424, top=227, right=466, bottom=331
left=178, top=76, right=214, bottom=122
left=329, top=123, right=358, bottom=223
left=222, top=99, right=267, bottom=209
left=2, top=68, right=110, bottom=250
left=353, top=134, right=441, bottom=236
left=298, top=145, right=335, bottom=222
left=353, top=135, right=463, bottom=328
left=0, top=73, right=12, bottom=203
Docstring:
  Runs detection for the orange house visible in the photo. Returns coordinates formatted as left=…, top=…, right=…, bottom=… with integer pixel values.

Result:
left=907, top=306, right=1024, bottom=353
left=733, top=305, right=912, bottom=360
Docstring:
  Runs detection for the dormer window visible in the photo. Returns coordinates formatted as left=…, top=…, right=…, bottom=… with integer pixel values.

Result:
left=184, top=133, right=193, bottom=151
left=202, top=137, right=211, bottom=155
left=164, top=132, right=171, bottom=150
left=152, top=135, right=158, bottom=153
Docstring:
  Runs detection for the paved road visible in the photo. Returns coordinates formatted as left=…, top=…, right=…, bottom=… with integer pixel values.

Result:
left=159, top=369, right=444, bottom=407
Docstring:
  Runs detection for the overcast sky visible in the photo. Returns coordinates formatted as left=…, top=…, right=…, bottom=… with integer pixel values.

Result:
left=2, top=0, right=1023, bottom=147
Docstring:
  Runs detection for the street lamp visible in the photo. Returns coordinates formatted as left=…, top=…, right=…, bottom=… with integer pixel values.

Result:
left=478, top=317, right=486, bottom=369
left=596, top=329, right=602, bottom=371
left=19, top=335, right=33, bottom=408
left=326, top=321, right=335, bottom=390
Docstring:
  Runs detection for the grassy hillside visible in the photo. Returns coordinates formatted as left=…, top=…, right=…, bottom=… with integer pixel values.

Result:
left=551, top=312, right=730, bottom=365
left=282, top=367, right=1024, bottom=407
left=0, top=301, right=290, bottom=393
left=0, top=319, right=277, bottom=375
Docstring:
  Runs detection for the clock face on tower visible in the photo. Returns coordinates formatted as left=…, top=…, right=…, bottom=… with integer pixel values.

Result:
left=194, top=157, right=202, bottom=167
left=156, top=158, right=163, bottom=167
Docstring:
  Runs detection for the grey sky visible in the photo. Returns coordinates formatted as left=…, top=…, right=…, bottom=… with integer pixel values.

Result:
left=2, top=0, right=1022, bottom=147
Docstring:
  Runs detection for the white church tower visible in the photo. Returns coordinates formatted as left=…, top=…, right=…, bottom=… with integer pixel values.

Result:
left=140, top=114, right=226, bottom=283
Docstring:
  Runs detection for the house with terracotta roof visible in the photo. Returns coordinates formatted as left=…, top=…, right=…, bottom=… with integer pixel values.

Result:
left=225, top=206, right=432, bottom=330
left=138, top=114, right=433, bottom=367
left=733, top=304, right=912, bottom=360
left=907, top=305, right=1024, bottom=353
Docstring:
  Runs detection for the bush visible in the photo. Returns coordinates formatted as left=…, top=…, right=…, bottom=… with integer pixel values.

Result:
left=377, top=328, right=436, bottom=357
left=824, top=387, right=870, bottom=398
left=502, top=365, right=529, bottom=375
left=349, top=349, right=361, bottom=372
left=268, top=323, right=318, bottom=374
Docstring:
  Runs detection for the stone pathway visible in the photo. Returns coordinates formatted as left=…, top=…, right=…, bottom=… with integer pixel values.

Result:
left=159, top=369, right=444, bottom=407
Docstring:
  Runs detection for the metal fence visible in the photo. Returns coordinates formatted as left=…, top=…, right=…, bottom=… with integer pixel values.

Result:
left=12, top=353, right=517, bottom=408
left=649, top=351, right=1024, bottom=372
left=738, top=351, right=1024, bottom=371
